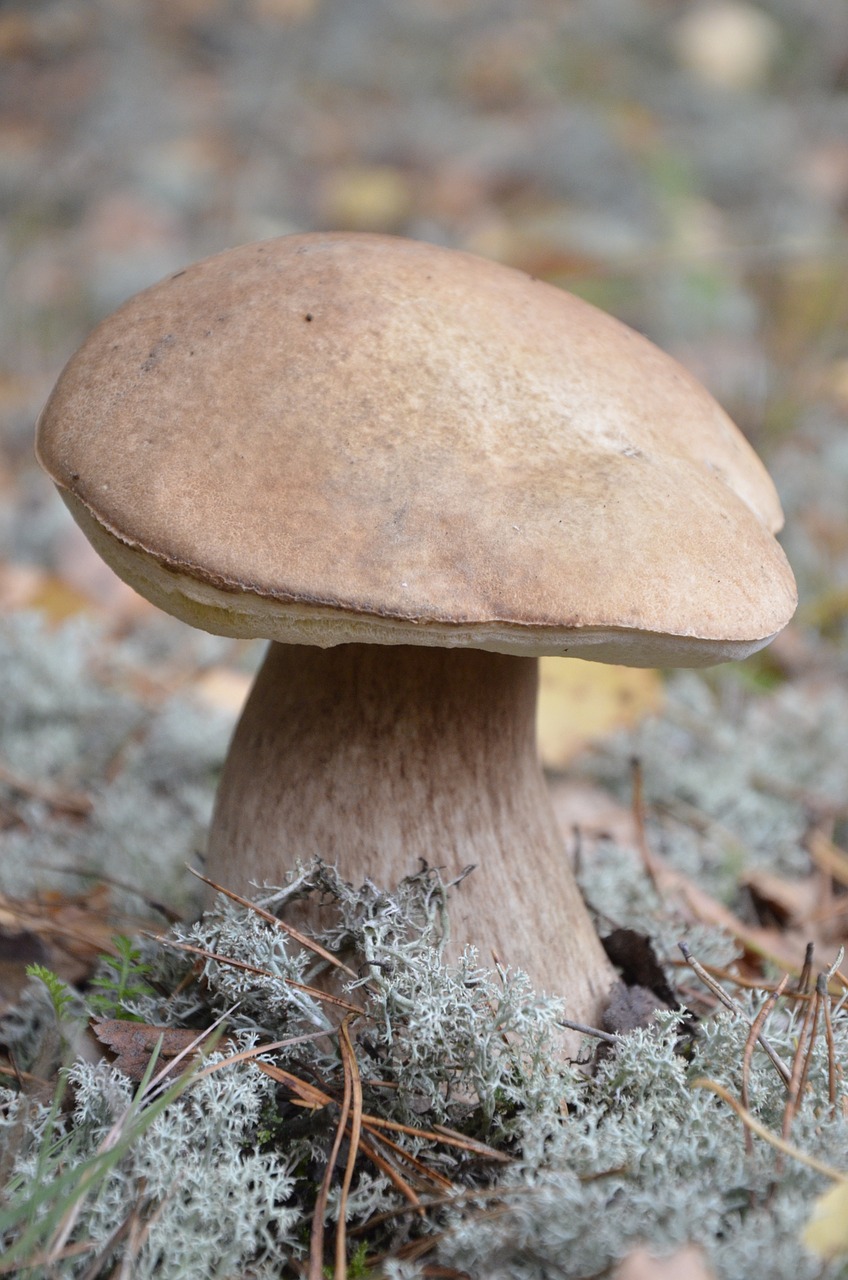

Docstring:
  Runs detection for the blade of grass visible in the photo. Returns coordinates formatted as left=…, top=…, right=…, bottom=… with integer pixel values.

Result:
left=0, top=1038, right=201, bottom=1270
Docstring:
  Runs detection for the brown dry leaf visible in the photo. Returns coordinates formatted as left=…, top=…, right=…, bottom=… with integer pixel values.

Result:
left=546, top=783, right=823, bottom=978
left=651, top=855, right=820, bottom=977
left=613, top=1244, right=717, bottom=1280
left=0, top=885, right=146, bottom=987
left=808, top=828, right=848, bottom=888
left=537, top=656, right=663, bottom=770
left=602, top=928, right=678, bottom=1009
left=742, top=867, right=821, bottom=929
left=92, top=1019, right=222, bottom=1081
left=547, top=777, right=638, bottom=849
left=0, top=926, right=51, bottom=1014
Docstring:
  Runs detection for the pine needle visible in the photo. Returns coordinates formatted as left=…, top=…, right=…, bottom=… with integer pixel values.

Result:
left=186, top=866, right=358, bottom=978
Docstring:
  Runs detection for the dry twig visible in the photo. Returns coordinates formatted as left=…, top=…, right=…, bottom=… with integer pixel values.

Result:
left=741, top=975, right=789, bottom=1155
left=630, top=757, right=662, bottom=894
left=679, top=943, right=792, bottom=1085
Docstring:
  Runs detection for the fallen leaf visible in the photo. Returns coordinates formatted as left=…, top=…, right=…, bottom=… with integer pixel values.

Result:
left=742, top=867, right=821, bottom=929
left=536, top=656, right=662, bottom=770
left=602, top=981, right=671, bottom=1035
left=602, top=928, right=678, bottom=1008
left=648, top=855, right=821, bottom=978
left=0, top=927, right=50, bottom=1015
left=93, top=1019, right=222, bottom=1081
left=547, top=777, right=638, bottom=849
left=0, top=562, right=93, bottom=624
left=807, top=828, right=848, bottom=888
left=802, top=1180, right=848, bottom=1260
left=546, top=790, right=826, bottom=980
left=319, top=165, right=413, bottom=232
left=190, top=666, right=252, bottom=715
left=0, top=886, right=147, bottom=986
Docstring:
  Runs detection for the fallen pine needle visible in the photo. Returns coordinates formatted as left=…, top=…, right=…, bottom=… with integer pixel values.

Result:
left=186, top=867, right=358, bottom=978
left=151, top=935, right=363, bottom=1015
left=309, top=1019, right=355, bottom=1280
left=691, top=1078, right=846, bottom=1182
left=335, top=1018, right=364, bottom=1279
left=741, top=975, right=788, bottom=1154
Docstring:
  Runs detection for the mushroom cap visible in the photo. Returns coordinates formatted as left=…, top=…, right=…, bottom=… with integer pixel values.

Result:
left=36, top=232, right=796, bottom=665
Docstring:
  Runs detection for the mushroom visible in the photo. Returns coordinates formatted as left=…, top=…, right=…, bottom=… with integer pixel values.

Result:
left=35, top=233, right=797, bottom=1030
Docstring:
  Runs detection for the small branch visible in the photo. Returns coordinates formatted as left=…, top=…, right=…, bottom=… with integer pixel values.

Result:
left=557, top=1017, right=619, bottom=1046
left=819, top=973, right=839, bottom=1112
left=780, top=983, right=821, bottom=1161
left=630, top=757, right=662, bottom=894
left=309, top=1023, right=354, bottom=1280
left=150, top=934, right=363, bottom=1016
left=796, top=941, right=815, bottom=995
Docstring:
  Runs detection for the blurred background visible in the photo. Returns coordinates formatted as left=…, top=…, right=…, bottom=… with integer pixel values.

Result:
left=3, top=0, right=848, bottom=616
left=2, top=0, right=848, bottom=948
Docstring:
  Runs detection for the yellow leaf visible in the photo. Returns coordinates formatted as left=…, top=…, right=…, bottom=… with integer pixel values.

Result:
left=0, top=563, right=93, bottom=624
left=191, top=667, right=252, bottom=715
left=320, top=166, right=413, bottom=232
left=803, top=1181, right=848, bottom=1260
left=536, top=656, right=663, bottom=770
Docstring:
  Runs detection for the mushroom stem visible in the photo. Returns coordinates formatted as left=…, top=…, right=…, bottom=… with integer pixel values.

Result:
left=207, top=642, right=615, bottom=1025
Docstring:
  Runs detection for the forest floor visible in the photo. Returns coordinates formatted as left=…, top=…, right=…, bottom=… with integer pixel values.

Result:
left=3, top=3, right=848, bottom=1277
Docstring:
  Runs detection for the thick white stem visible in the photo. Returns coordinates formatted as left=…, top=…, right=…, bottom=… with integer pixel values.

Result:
left=207, top=642, right=615, bottom=1027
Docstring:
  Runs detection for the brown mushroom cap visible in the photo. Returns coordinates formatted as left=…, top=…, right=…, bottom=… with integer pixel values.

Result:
left=36, top=232, right=796, bottom=665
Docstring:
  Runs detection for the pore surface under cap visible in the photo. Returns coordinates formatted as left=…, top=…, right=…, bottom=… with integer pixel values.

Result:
left=36, top=233, right=797, bottom=661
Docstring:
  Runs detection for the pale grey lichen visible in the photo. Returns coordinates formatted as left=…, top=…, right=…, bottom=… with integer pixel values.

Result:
left=578, top=666, right=848, bottom=897
left=2, top=1047, right=301, bottom=1279
left=393, top=1002, right=848, bottom=1280
left=0, top=612, right=236, bottom=914
left=4, top=613, right=848, bottom=1277
left=6, top=860, right=848, bottom=1279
